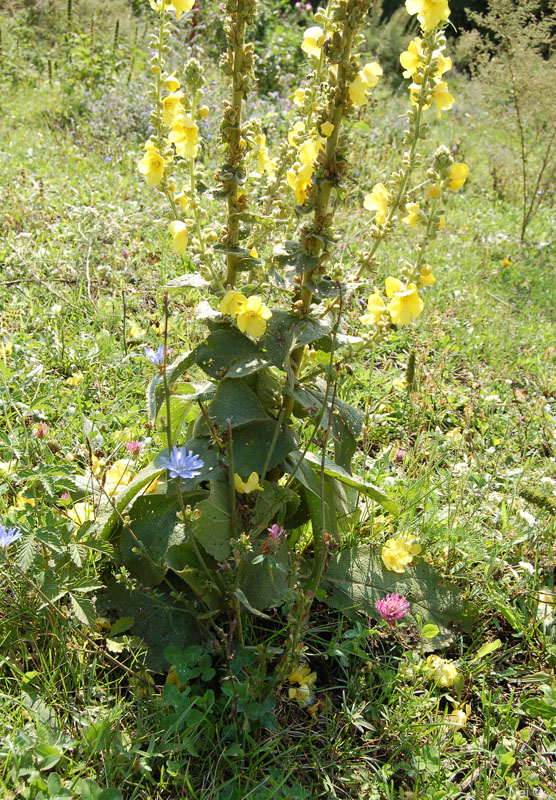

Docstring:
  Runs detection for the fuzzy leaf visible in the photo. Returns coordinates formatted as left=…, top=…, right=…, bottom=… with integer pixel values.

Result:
left=193, top=481, right=233, bottom=560
left=194, top=328, right=272, bottom=379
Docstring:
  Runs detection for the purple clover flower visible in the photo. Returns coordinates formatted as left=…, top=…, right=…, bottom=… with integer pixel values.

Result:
left=267, top=524, right=284, bottom=543
left=375, top=593, right=410, bottom=626
left=0, top=525, right=22, bottom=548
left=144, top=345, right=165, bottom=366
left=159, top=447, right=204, bottom=480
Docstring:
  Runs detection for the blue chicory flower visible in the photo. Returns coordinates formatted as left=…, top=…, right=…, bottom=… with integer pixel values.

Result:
left=144, top=345, right=165, bottom=366
left=159, top=447, right=204, bottom=480
left=0, top=525, right=22, bottom=548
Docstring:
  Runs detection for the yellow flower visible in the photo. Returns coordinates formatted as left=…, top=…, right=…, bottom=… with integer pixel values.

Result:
left=249, top=248, right=258, bottom=258
left=301, top=26, right=325, bottom=58
left=128, top=322, right=145, bottom=341
left=428, top=182, right=441, bottom=198
left=405, top=0, right=451, bottom=32
left=438, top=213, right=446, bottom=228
left=403, top=202, right=421, bottom=227
left=162, top=91, right=184, bottom=126
left=66, top=371, right=84, bottom=386
left=298, top=137, right=323, bottom=168
left=445, top=427, right=462, bottom=442
left=320, top=121, right=334, bottom=137
left=448, top=163, right=469, bottom=191
left=364, top=183, right=390, bottom=226
left=289, top=665, right=317, bottom=687
left=293, top=88, right=305, bottom=106
left=236, top=296, right=272, bottom=338
left=169, top=220, right=188, bottom=254
left=360, top=290, right=386, bottom=326
left=349, top=61, right=382, bottom=106
left=447, top=703, right=471, bottom=728
left=103, top=459, right=136, bottom=496
left=234, top=472, right=263, bottom=494
left=143, top=474, right=161, bottom=495
left=164, top=71, right=180, bottom=92
left=381, top=532, right=422, bottom=573
left=67, top=501, right=95, bottom=525
left=137, top=142, right=166, bottom=186
left=400, top=37, right=424, bottom=79
left=0, top=459, right=17, bottom=475
left=198, top=104, right=209, bottom=119
left=256, top=134, right=274, bottom=177
left=418, top=265, right=436, bottom=287
left=12, top=493, right=35, bottom=510
left=385, top=277, right=424, bottom=326
left=169, top=114, right=199, bottom=159
left=0, top=341, right=13, bottom=359
left=287, top=162, right=314, bottom=206
left=425, top=655, right=459, bottom=688
left=433, top=50, right=452, bottom=82
left=432, top=82, right=455, bottom=116
left=175, top=191, right=190, bottom=211
left=220, top=291, right=247, bottom=318
left=171, top=0, right=195, bottom=19
left=288, top=121, right=305, bottom=147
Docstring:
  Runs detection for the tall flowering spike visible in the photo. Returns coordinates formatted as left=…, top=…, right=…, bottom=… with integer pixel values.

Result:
left=159, top=447, right=204, bottom=480
left=0, top=525, right=22, bottom=548
left=376, top=593, right=410, bottom=625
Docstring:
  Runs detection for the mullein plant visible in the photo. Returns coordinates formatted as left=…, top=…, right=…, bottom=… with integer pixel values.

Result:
left=124, top=0, right=470, bottom=691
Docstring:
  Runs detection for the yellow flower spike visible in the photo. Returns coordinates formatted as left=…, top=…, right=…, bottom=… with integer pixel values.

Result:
left=301, top=26, right=325, bottom=58
left=234, top=472, right=263, bottom=494
left=164, top=71, right=180, bottom=92
left=0, top=341, right=13, bottom=359
left=219, top=291, right=247, bottom=318
left=67, top=501, right=95, bottom=526
left=363, top=183, right=390, bottom=226
left=137, top=143, right=166, bottom=186
left=320, top=121, right=334, bottom=137
left=403, top=202, right=421, bottom=227
left=171, top=0, right=195, bottom=19
left=418, top=265, right=436, bottom=287
left=236, top=296, right=272, bottom=338
left=432, top=82, right=455, bottom=116
left=162, top=91, right=185, bottom=126
left=405, top=0, right=451, bottom=32
left=448, top=163, right=469, bottom=191
left=425, top=655, right=459, bottom=688
left=293, top=88, right=305, bottom=106
left=169, top=220, right=188, bottom=254
left=66, top=371, right=84, bottom=387
left=387, top=283, right=424, bottom=326
left=360, top=290, right=386, bottom=326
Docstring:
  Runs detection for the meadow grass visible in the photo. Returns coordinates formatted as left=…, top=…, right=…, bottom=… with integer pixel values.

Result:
left=1, top=3, right=556, bottom=798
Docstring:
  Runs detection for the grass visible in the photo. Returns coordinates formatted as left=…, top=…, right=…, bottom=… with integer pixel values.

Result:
left=1, top=2, right=556, bottom=798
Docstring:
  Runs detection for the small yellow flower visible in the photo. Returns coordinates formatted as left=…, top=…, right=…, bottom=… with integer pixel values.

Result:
left=405, top=0, right=451, bottom=32
left=162, top=91, right=185, bottom=126
left=12, top=493, right=35, bottom=511
left=169, top=220, right=188, bottom=254
left=301, top=26, right=325, bottom=58
left=67, top=501, right=95, bottom=525
left=287, top=162, right=314, bottom=206
left=385, top=277, right=424, bottom=326
left=171, top=0, right=195, bottom=19
left=234, top=472, right=263, bottom=494
left=425, top=654, right=459, bottom=688
left=360, top=289, right=386, bottom=326
left=175, top=191, right=190, bottom=211
left=403, top=202, right=421, bottom=227
left=293, top=88, right=305, bottom=106
left=381, top=533, right=422, bottom=573
left=219, top=291, right=247, bottom=318
left=289, top=665, right=317, bottom=687
left=448, top=163, right=469, bottom=191
left=288, top=121, right=305, bottom=147
left=66, top=372, right=84, bottom=387
left=137, top=142, right=166, bottom=186
left=364, top=183, right=390, bottom=226
left=400, top=37, right=424, bottom=79
left=433, top=50, right=452, bottom=82
left=128, top=322, right=145, bottom=341
left=249, top=247, right=258, bottom=259
left=362, top=61, right=383, bottom=87
left=432, top=82, right=455, bottom=116
left=447, top=703, right=471, bottom=728
left=320, top=121, right=334, bottom=137
left=169, top=114, right=199, bottom=159
left=288, top=664, right=317, bottom=706
left=164, top=71, right=180, bottom=92
left=236, top=296, right=272, bottom=338
left=418, top=264, right=436, bottom=287
left=103, top=460, right=136, bottom=496
left=198, top=105, right=209, bottom=118
left=298, top=137, right=323, bottom=168
left=0, top=341, right=13, bottom=359
left=428, top=182, right=441, bottom=198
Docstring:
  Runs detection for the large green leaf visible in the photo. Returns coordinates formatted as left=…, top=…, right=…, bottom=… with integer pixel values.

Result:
left=302, top=451, right=399, bottom=517
left=231, top=420, right=297, bottom=476
left=202, top=378, right=271, bottom=431
left=95, top=461, right=165, bottom=540
left=119, top=494, right=185, bottom=586
left=240, top=547, right=290, bottom=611
left=323, top=546, right=473, bottom=650
left=259, top=311, right=333, bottom=369
left=195, top=328, right=272, bottom=379
left=193, top=481, right=233, bottom=560
left=97, top=581, right=200, bottom=671
left=146, top=350, right=199, bottom=421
